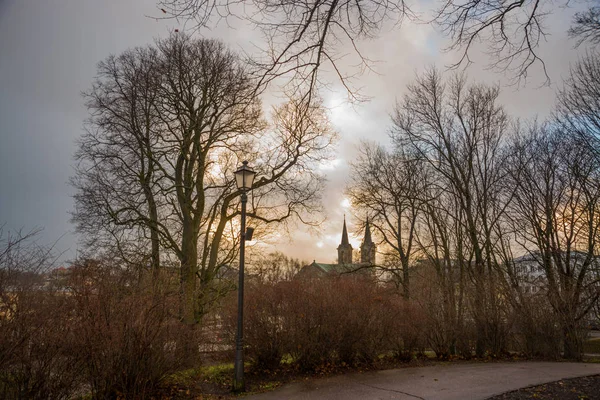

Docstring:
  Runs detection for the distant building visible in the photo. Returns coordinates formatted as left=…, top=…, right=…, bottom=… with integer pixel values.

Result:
left=512, top=251, right=600, bottom=296
left=296, top=217, right=376, bottom=279
left=512, top=253, right=546, bottom=295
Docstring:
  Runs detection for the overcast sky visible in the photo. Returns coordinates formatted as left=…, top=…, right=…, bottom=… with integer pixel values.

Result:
left=0, top=0, right=588, bottom=265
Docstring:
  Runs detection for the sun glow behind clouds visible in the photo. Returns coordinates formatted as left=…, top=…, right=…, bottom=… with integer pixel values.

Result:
left=326, top=91, right=356, bottom=127
left=341, top=198, right=351, bottom=208
left=319, top=158, right=341, bottom=170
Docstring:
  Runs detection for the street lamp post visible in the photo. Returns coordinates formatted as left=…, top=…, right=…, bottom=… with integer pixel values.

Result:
left=233, top=161, right=256, bottom=393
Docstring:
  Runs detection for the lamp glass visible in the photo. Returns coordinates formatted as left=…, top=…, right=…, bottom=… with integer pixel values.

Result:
left=234, top=161, right=256, bottom=190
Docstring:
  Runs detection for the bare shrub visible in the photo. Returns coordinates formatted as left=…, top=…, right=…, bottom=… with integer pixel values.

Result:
left=67, top=259, right=200, bottom=399
left=511, top=296, right=562, bottom=359
left=0, top=290, right=79, bottom=400
left=230, top=280, right=289, bottom=370
left=278, top=278, right=338, bottom=370
left=223, top=275, right=427, bottom=371
left=0, top=228, right=204, bottom=399
left=326, top=278, right=398, bottom=365
left=411, top=264, right=469, bottom=359
left=0, top=228, right=80, bottom=400
left=387, top=297, right=428, bottom=361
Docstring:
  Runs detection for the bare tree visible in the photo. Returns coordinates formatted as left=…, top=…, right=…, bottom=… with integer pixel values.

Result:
left=155, top=0, right=600, bottom=94
left=570, top=6, right=600, bottom=46
left=72, top=33, right=336, bottom=323
left=506, top=125, right=600, bottom=359
left=247, top=251, right=305, bottom=283
left=391, top=68, right=512, bottom=356
left=434, top=0, right=553, bottom=85
left=556, top=51, right=600, bottom=149
left=72, top=46, right=164, bottom=274
left=347, top=142, right=427, bottom=298
left=416, top=185, right=472, bottom=357
left=0, top=225, right=52, bottom=306
left=158, top=0, right=410, bottom=102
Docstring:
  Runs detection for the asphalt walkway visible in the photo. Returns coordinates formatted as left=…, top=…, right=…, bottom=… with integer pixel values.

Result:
left=246, top=362, right=600, bottom=400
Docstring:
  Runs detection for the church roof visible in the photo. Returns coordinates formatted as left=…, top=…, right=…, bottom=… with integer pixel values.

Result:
left=311, top=262, right=339, bottom=273
left=308, top=261, right=366, bottom=275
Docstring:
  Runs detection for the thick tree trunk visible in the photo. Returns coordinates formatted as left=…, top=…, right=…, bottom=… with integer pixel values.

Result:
left=562, top=324, right=583, bottom=360
left=180, top=222, right=199, bottom=324
left=147, top=194, right=161, bottom=277
left=402, top=259, right=410, bottom=299
left=474, top=273, right=487, bottom=358
left=151, top=229, right=160, bottom=276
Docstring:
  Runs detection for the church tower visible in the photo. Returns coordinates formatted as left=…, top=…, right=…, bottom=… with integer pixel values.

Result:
left=360, top=218, right=376, bottom=265
left=337, top=216, right=353, bottom=264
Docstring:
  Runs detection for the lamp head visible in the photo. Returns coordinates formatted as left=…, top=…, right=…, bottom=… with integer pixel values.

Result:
left=234, top=161, right=256, bottom=191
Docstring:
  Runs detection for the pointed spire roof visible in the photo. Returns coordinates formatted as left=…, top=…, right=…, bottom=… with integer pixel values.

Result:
left=363, top=217, right=373, bottom=245
left=341, top=215, right=350, bottom=246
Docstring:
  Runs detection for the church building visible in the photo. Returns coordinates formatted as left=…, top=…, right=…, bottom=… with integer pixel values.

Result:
left=297, top=217, right=376, bottom=278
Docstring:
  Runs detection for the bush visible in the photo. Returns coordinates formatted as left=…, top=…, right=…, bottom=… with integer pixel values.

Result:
left=223, top=276, right=425, bottom=371
left=0, top=290, right=80, bottom=400
left=0, top=229, right=80, bottom=399
left=234, top=279, right=289, bottom=370
left=411, top=266, right=471, bottom=360
left=68, top=260, right=200, bottom=399
left=283, top=278, right=345, bottom=370
left=0, top=243, right=202, bottom=399
left=511, top=296, right=562, bottom=359
left=386, top=299, right=427, bottom=360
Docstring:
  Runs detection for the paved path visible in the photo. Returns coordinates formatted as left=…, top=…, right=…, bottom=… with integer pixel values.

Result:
left=246, top=362, right=600, bottom=400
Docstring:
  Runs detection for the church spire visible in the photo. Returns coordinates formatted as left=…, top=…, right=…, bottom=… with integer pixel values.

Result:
left=361, top=216, right=376, bottom=265
left=337, top=215, right=353, bottom=264
left=341, top=214, right=349, bottom=245
left=363, top=217, right=373, bottom=245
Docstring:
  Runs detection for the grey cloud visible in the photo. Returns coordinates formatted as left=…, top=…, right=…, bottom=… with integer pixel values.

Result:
left=0, top=0, right=590, bottom=264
